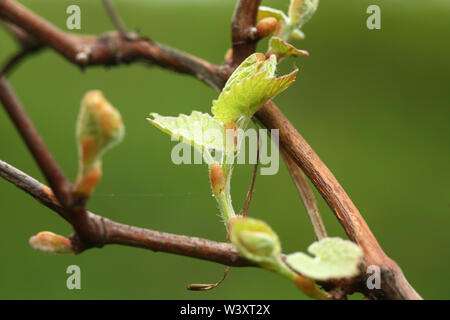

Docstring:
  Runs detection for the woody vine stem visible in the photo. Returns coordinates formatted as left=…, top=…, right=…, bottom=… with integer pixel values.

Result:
left=0, top=0, right=421, bottom=300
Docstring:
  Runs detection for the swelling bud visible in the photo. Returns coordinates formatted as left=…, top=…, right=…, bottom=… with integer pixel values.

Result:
left=29, top=231, right=73, bottom=254
left=256, top=17, right=278, bottom=38
left=209, top=162, right=227, bottom=196
left=228, top=216, right=281, bottom=264
left=75, top=90, right=124, bottom=199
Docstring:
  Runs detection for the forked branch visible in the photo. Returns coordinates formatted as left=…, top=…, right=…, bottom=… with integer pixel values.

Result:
left=0, top=159, right=252, bottom=267
left=0, top=0, right=421, bottom=300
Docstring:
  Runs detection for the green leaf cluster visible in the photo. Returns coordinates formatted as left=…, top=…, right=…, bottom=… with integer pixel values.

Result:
left=212, top=53, right=297, bottom=126
left=148, top=53, right=297, bottom=165
left=146, top=6, right=365, bottom=297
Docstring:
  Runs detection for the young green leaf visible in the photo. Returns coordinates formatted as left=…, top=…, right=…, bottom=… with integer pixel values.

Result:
left=268, top=37, right=309, bottom=61
left=286, top=237, right=364, bottom=281
left=291, top=29, right=305, bottom=40
left=148, top=111, right=225, bottom=154
left=257, top=6, right=288, bottom=23
left=261, top=0, right=319, bottom=41
left=289, top=0, right=305, bottom=24
left=289, top=0, right=319, bottom=29
left=221, top=53, right=266, bottom=94
left=212, top=54, right=297, bottom=126
left=228, top=218, right=333, bottom=299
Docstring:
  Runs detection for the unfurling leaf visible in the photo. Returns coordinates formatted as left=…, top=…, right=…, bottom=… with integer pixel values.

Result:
left=257, top=6, right=288, bottom=23
left=220, top=53, right=267, bottom=94
left=228, top=216, right=281, bottom=265
left=289, top=0, right=320, bottom=29
left=75, top=90, right=124, bottom=199
left=268, top=37, right=309, bottom=61
left=286, top=237, right=364, bottom=281
left=289, top=0, right=305, bottom=24
left=212, top=53, right=297, bottom=126
left=148, top=111, right=225, bottom=156
left=260, top=1, right=319, bottom=40
left=29, top=231, right=74, bottom=254
left=290, top=29, right=305, bottom=40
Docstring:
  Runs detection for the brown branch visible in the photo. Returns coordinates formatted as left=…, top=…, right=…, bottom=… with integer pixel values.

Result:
left=1, top=18, right=42, bottom=50
left=230, top=0, right=262, bottom=67
left=0, top=49, right=29, bottom=78
left=0, top=0, right=422, bottom=299
left=0, top=78, right=101, bottom=246
left=281, top=148, right=327, bottom=240
left=0, top=79, right=73, bottom=208
left=0, top=159, right=363, bottom=299
left=229, top=0, right=420, bottom=300
left=256, top=102, right=421, bottom=300
left=0, top=19, right=43, bottom=78
left=0, top=0, right=225, bottom=90
left=0, top=159, right=251, bottom=267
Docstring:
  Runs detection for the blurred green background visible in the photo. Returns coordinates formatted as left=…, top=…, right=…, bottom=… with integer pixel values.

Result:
left=0, top=0, right=449, bottom=299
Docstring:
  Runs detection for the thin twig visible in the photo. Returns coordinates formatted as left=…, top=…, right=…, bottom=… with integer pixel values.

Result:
left=187, top=267, right=231, bottom=291
left=1, top=18, right=41, bottom=50
left=241, top=127, right=260, bottom=216
left=0, top=0, right=225, bottom=88
left=0, top=19, right=43, bottom=78
left=102, top=0, right=128, bottom=35
left=0, top=50, right=28, bottom=78
left=281, top=148, right=327, bottom=240
left=0, top=78, right=73, bottom=208
left=102, top=0, right=137, bottom=40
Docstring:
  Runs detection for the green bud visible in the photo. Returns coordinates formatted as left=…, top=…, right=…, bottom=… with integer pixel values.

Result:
left=229, top=216, right=281, bottom=264
left=239, top=230, right=277, bottom=257
left=229, top=217, right=297, bottom=280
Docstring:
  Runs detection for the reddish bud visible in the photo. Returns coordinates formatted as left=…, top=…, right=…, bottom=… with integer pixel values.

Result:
left=29, top=231, right=73, bottom=254
left=209, top=162, right=227, bottom=196
left=256, top=17, right=278, bottom=38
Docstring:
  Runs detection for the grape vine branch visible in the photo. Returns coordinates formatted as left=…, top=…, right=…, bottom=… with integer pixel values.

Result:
left=0, top=0, right=421, bottom=300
